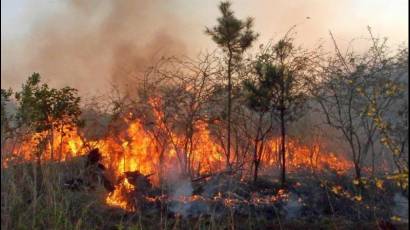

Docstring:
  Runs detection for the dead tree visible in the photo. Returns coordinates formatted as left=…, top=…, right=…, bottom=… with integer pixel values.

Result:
left=137, top=53, right=221, bottom=178
left=313, top=31, right=405, bottom=183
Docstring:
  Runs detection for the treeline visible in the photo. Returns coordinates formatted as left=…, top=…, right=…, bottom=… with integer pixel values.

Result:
left=1, top=1, right=408, bottom=190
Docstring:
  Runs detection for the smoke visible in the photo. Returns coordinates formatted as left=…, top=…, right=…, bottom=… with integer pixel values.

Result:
left=284, top=192, right=302, bottom=219
left=393, top=193, right=409, bottom=222
left=1, top=0, right=188, bottom=96
left=2, top=0, right=407, bottom=97
left=167, top=176, right=200, bottom=217
left=170, top=179, right=193, bottom=198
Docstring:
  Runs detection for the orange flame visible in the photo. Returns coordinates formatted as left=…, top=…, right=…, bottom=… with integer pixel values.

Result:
left=2, top=97, right=353, bottom=210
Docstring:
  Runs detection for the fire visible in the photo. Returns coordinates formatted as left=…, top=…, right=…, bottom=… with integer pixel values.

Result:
left=105, top=178, right=135, bottom=211
left=263, top=138, right=352, bottom=173
left=2, top=124, right=84, bottom=164
left=68, top=140, right=79, bottom=155
left=2, top=97, right=353, bottom=210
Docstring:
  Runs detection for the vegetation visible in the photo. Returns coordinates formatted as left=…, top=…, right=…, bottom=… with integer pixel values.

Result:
left=206, top=1, right=258, bottom=169
left=1, top=2, right=408, bottom=230
left=244, top=36, right=313, bottom=185
left=14, top=73, right=82, bottom=162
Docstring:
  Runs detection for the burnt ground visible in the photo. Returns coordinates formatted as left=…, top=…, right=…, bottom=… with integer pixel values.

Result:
left=2, top=151, right=408, bottom=230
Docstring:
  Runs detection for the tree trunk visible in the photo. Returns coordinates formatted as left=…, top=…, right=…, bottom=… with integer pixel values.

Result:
left=280, top=107, right=286, bottom=188
left=58, top=122, right=64, bottom=161
left=370, top=139, right=375, bottom=177
left=253, top=160, right=259, bottom=183
left=253, top=140, right=259, bottom=182
left=354, top=161, right=362, bottom=182
left=183, top=138, right=190, bottom=177
left=235, top=130, right=239, bottom=168
left=50, top=123, right=54, bottom=161
left=188, top=135, right=194, bottom=177
left=158, top=146, right=165, bottom=186
left=226, top=49, right=233, bottom=169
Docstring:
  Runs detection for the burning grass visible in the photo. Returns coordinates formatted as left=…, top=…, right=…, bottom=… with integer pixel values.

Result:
left=2, top=156, right=407, bottom=230
left=2, top=116, right=353, bottom=208
left=1, top=0, right=408, bottom=228
left=1, top=84, right=408, bottom=229
left=1, top=108, right=407, bottom=229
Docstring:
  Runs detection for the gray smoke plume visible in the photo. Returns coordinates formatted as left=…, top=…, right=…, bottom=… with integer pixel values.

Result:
left=1, top=0, right=188, bottom=96
left=393, top=192, right=409, bottom=223
left=168, top=179, right=194, bottom=217
left=284, top=192, right=302, bottom=219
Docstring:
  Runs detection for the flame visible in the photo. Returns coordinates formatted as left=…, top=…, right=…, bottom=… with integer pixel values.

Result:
left=2, top=97, right=353, bottom=210
left=105, top=178, right=135, bottom=211
left=262, top=138, right=352, bottom=173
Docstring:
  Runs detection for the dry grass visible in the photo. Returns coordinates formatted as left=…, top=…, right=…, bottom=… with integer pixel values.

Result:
left=1, top=158, right=109, bottom=229
left=2, top=158, right=407, bottom=230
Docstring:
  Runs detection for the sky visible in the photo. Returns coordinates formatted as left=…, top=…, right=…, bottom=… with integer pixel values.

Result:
left=1, top=0, right=408, bottom=96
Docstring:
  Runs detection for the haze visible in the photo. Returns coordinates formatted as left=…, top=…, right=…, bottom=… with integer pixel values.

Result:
left=1, top=0, right=408, bottom=96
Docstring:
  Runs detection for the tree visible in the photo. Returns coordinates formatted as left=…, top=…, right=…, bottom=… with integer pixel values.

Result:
left=245, top=37, right=312, bottom=186
left=315, top=38, right=374, bottom=185
left=243, top=74, right=273, bottom=182
left=15, top=73, right=82, bottom=161
left=206, top=1, right=258, bottom=169
left=1, top=88, right=14, bottom=153
left=111, top=54, right=221, bottom=180
left=314, top=30, right=408, bottom=186
left=357, top=30, right=408, bottom=191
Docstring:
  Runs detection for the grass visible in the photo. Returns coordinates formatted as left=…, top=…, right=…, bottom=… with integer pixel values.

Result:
left=1, top=158, right=108, bottom=229
left=1, top=157, right=408, bottom=229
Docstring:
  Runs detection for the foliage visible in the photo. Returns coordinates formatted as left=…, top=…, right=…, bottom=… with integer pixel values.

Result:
left=356, top=33, right=408, bottom=180
left=244, top=39, right=309, bottom=120
left=1, top=88, right=14, bottom=144
left=205, top=1, right=258, bottom=61
left=206, top=1, right=258, bottom=168
left=14, top=73, right=83, bottom=160
left=1, top=2, right=408, bottom=229
left=315, top=30, right=408, bottom=187
left=15, top=73, right=82, bottom=132
left=243, top=37, right=313, bottom=185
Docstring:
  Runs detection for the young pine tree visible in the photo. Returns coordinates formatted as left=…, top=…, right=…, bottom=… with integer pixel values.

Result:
left=206, top=1, right=258, bottom=169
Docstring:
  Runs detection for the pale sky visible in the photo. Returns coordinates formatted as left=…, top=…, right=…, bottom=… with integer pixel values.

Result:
left=1, top=0, right=408, bottom=96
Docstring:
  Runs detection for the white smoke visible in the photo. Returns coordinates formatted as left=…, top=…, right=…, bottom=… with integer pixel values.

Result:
left=167, top=175, right=193, bottom=217
left=393, top=192, right=409, bottom=223
left=284, top=192, right=302, bottom=219
left=171, top=179, right=193, bottom=199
